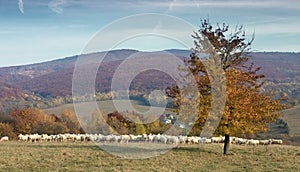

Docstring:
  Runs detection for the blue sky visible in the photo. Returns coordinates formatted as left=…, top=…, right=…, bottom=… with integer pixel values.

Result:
left=0, top=0, right=299, bottom=67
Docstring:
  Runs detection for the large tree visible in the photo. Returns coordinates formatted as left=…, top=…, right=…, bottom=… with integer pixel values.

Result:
left=167, top=19, right=284, bottom=154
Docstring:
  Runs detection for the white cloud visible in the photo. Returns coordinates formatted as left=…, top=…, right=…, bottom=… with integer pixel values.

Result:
left=144, top=0, right=300, bottom=11
left=46, top=0, right=300, bottom=14
left=246, top=21, right=300, bottom=35
left=48, top=0, right=69, bottom=13
left=164, top=0, right=176, bottom=13
left=47, top=0, right=99, bottom=13
left=68, top=24, right=89, bottom=29
left=18, top=0, right=24, bottom=14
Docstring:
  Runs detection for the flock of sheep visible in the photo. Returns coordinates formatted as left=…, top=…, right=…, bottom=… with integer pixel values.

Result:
left=0, top=133, right=284, bottom=145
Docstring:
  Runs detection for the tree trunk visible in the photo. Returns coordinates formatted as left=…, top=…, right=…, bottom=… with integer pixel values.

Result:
left=223, top=134, right=230, bottom=155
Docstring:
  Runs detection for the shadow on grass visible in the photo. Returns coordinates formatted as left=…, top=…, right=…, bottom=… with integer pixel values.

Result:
left=12, top=142, right=221, bottom=155
left=172, top=146, right=219, bottom=154
left=16, top=143, right=101, bottom=150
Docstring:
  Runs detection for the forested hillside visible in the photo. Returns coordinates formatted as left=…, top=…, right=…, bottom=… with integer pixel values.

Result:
left=0, top=50, right=299, bottom=110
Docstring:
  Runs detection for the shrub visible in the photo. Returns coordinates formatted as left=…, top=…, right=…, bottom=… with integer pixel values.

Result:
left=0, top=122, right=15, bottom=139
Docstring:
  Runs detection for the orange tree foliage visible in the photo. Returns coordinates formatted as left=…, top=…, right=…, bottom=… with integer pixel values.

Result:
left=215, top=68, right=284, bottom=136
left=10, top=108, right=69, bottom=135
left=60, top=109, right=83, bottom=134
left=105, top=111, right=170, bottom=135
left=167, top=19, right=285, bottom=139
left=0, top=122, right=15, bottom=138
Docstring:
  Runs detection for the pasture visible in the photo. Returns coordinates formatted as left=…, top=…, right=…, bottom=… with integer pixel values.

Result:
left=0, top=141, right=299, bottom=171
left=44, top=100, right=174, bottom=123
left=282, top=104, right=300, bottom=137
left=44, top=100, right=172, bottom=115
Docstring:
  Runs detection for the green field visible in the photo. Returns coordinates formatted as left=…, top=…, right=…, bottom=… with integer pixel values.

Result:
left=44, top=100, right=175, bottom=126
left=282, top=104, right=300, bottom=138
left=45, top=100, right=173, bottom=117
left=0, top=141, right=299, bottom=171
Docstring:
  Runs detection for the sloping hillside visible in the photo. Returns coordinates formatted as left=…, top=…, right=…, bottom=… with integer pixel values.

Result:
left=0, top=82, right=24, bottom=99
left=0, top=50, right=299, bottom=103
left=282, top=105, right=300, bottom=138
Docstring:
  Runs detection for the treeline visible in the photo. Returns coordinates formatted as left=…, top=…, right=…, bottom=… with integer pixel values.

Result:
left=0, top=108, right=83, bottom=139
left=86, top=111, right=172, bottom=136
left=0, top=108, right=174, bottom=139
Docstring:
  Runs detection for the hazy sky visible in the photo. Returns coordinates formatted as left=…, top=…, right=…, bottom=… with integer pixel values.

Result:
left=0, top=0, right=299, bottom=67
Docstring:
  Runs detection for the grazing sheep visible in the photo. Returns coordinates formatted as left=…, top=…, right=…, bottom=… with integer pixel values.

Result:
left=153, top=134, right=161, bottom=143
left=107, top=135, right=119, bottom=143
left=120, top=135, right=130, bottom=143
left=41, top=134, right=52, bottom=142
left=57, top=134, right=67, bottom=142
left=28, top=134, right=41, bottom=142
left=159, top=135, right=167, bottom=144
left=236, top=138, right=248, bottom=145
left=270, top=139, right=283, bottom=145
left=147, top=134, right=154, bottom=142
left=199, top=138, right=212, bottom=144
left=85, top=134, right=94, bottom=142
left=97, top=135, right=108, bottom=143
left=0, top=136, right=9, bottom=142
left=190, top=136, right=199, bottom=144
left=247, top=139, right=260, bottom=146
left=167, top=136, right=179, bottom=144
left=18, top=134, right=28, bottom=142
left=259, top=140, right=271, bottom=145
left=211, top=136, right=224, bottom=143
left=12, top=133, right=286, bottom=146
left=129, top=134, right=138, bottom=142
left=178, top=136, right=188, bottom=144
left=74, top=134, right=82, bottom=142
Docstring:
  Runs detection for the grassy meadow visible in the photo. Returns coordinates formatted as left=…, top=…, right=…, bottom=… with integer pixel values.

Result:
left=44, top=100, right=174, bottom=119
left=0, top=141, right=299, bottom=172
left=282, top=105, right=300, bottom=137
left=33, top=100, right=300, bottom=171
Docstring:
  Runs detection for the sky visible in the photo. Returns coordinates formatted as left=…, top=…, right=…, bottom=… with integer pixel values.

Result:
left=0, top=0, right=299, bottom=67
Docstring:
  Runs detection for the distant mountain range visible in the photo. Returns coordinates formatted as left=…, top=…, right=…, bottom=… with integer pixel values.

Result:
left=0, top=49, right=299, bottom=106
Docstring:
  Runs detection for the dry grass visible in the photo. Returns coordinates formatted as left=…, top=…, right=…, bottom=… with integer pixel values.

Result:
left=44, top=100, right=174, bottom=117
left=282, top=104, right=300, bottom=137
left=0, top=141, right=299, bottom=172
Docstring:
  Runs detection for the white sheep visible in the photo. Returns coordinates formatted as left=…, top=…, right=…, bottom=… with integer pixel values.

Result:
left=147, top=134, right=154, bottom=142
left=270, top=139, right=283, bottom=145
left=198, top=138, right=212, bottom=144
left=18, top=134, right=28, bottom=142
left=159, top=135, right=167, bottom=144
left=129, top=134, right=138, bottom=142
left=178, top=136, right=188, bottom=144
left=211, top=136, right=224, bottom=143
left=107, top=135, right=119, bottom=143
left=236, top=138, right=248, bottom=145
left=247, top=139, right=260, bottom=146
left=120, top=135, right=130, bottom=143
left=12, top=133, right=286, bottom=146
left=57, top=134, right=67, bottom=142
left=0, top=136, right=9, bottom=142
left=28, top=134, right=41, bottom=142
left=167, top=136, right=179, bottom=144
left=41, top=134, right=52, bottom=142
left=259, top=140, right=271, bottom=145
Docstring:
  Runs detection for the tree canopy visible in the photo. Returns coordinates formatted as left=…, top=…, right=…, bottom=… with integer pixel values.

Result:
left=167, top=19, right=285, bottom=154
left=9, top=108, right=69, bottom=135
